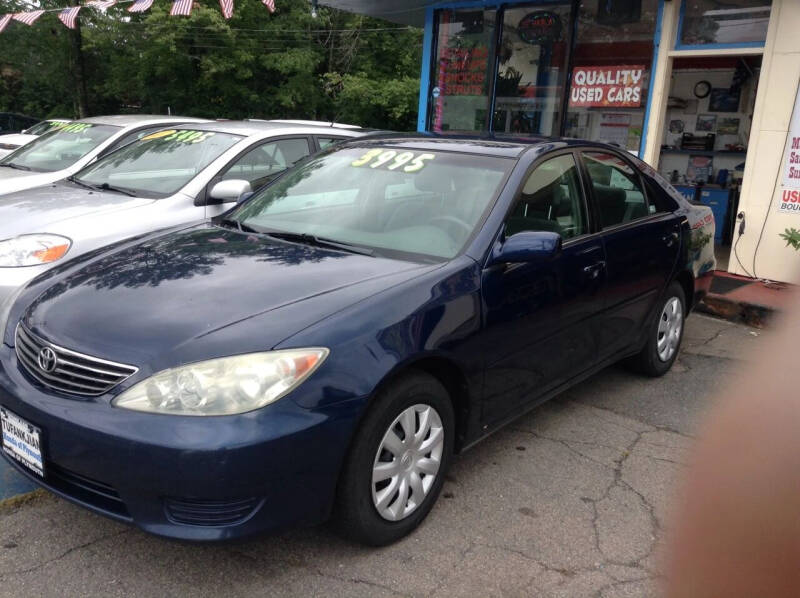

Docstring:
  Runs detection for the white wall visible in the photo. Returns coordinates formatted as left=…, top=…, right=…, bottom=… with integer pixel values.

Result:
left=728, top=0, right=800, bottom=282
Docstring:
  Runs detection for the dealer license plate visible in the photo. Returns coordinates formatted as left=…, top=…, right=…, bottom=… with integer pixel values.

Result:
left=1, top=407, right=44, bottom=478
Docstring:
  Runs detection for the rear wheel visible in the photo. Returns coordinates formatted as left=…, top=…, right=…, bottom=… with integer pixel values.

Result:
left=631, top=281, right=685, bottom=377
left=334, top=371, right=454, bottom=546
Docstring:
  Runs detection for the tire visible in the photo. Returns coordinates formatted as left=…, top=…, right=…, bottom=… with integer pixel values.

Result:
left=334, top=371, right=455, bottom=546
left=631, top=281, right=686, bottom=377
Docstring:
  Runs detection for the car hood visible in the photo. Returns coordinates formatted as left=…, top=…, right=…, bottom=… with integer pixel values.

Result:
left=21, top=225, right=433, bottom=370
left=0, top=168, right=70, bottom=196
left=0, top=134, right=35, bottom=147
left=0, top=182, right=152, bottom=239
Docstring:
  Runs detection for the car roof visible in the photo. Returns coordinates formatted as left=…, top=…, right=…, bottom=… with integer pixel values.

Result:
left=333, top=133, right=633, bottom=159
left=76, top=115, right=207, bottom=127
left=170, top=120, right=366, bottom=137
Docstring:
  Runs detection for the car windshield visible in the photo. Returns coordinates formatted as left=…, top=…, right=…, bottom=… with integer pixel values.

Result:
left=26, top=120, right=70, bottom=136
left=230, top=145, right=513, bottom=260
left=73, top=129, right=243, bottom=198
left=0, top=123, right=119, bottom=172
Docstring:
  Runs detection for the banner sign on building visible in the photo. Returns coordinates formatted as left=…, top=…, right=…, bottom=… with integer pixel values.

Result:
left=569, top=65, right=645, bottom=108
left=779, top=82, right=800, bottom=215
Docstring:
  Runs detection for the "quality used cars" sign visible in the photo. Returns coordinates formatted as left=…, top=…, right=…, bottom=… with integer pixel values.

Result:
left=569, top=65, right=645, bottom=108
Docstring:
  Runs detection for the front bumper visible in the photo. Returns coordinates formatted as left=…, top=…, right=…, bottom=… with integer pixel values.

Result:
left=0, top=344, right=362, bottom=541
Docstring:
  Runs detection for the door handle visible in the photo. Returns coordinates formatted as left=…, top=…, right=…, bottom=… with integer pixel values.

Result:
left=583, top=261, right=606, bottom=280
left=662, top=231, right=679, bottom=247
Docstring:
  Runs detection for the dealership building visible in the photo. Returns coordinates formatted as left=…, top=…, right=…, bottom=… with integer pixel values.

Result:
left=324, top=0, right=800, bottom=284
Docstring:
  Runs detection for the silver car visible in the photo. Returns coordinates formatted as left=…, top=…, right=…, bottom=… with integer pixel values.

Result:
left=0, top=119, right=72, bottom=159
left=0, top=120, right=365, bottom=327
left=0, top=115, right=208, bottom=196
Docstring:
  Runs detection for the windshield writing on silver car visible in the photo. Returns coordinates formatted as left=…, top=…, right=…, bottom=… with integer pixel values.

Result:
left=72, top=130, right=242, bottom=199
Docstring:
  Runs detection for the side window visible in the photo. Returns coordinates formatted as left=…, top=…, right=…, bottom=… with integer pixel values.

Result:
left=505, top=154, right=588, bottom=240
left=220, top=138, right=311, bottom=188
left=317, top=136, right=346, bottom=149
left=582, top=152, right=649, bottom=228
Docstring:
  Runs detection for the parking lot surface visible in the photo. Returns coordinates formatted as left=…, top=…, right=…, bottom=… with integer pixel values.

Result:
left=0, top=314, right=765, bottom=597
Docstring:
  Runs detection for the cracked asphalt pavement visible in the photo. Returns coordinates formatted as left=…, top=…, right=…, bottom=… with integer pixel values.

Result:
left=0, top=314, right=766, bottom=597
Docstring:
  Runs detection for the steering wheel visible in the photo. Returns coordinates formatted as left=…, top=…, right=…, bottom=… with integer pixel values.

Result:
left=429, top=215, right=472, bottom=240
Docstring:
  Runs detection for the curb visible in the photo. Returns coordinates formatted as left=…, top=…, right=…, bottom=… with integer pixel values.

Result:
left=698, top=293, right=775, bottom=328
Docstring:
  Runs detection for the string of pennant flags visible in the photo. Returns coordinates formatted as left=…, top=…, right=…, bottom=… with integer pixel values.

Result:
left=0, top=0, right=276, bottom=32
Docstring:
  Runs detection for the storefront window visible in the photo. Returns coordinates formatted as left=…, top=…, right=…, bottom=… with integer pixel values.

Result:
left=679, top=0, right=771, bottom=47
left=493, top=4, right=571, bottom=136
left=563, top=0, right=659, bottom=153
left=429, top=9, right=497, bottom=133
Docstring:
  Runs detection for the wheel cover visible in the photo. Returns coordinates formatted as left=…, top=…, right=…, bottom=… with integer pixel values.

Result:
left=371, top=403, right=444, bottom=522
left=657, top=297, right=683, bottom=362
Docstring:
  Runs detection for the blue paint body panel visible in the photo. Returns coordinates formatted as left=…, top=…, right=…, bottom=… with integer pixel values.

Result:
left=0, top=135, right=714, bottom=541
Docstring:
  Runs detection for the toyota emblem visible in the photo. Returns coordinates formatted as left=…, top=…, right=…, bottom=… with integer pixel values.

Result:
left=37, top=347, right=58, bottom=373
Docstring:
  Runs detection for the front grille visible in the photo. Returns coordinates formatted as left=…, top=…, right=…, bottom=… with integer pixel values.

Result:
left=15, top=324, right=138, bottom=397
left=47, top=462, right=130, bottom=518
left=164, top=497, right=262, bottom=527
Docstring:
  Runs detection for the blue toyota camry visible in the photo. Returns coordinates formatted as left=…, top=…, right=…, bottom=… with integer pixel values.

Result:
left=0, top=136, right=715, bottom=545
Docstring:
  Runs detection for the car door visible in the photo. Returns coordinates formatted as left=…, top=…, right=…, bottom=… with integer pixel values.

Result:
left=203, top=136, right=313, bottom=217
left=580, top=150, right=682, bottom=360
left=480, top=151, right=607, bottom=426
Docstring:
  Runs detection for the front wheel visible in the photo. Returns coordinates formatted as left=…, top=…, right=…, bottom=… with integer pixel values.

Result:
left=631, top=281, right=686, bottom=377
left=334, top=371, right=455, bottom=546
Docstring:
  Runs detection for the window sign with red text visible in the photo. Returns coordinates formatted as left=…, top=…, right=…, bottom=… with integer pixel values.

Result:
left=569, top=65, right=645, bottom=108
left=780, top=82, right=800, bottom=211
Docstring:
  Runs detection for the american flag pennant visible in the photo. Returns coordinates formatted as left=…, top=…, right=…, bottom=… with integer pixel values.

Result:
left=262, top=0, right=275, bottom=14
left=86, top=0, right=117, bottom=12
left=169, top=0, right=193, bottom=16
left=0, top=14, right=11, bottom=33
left=128, top=0, right=154, bottom=13
left=219, top=0, right=233, bottom=20
left=12, top=10, right=45, bottom=26
left=58, top=6, right=81, bottom=29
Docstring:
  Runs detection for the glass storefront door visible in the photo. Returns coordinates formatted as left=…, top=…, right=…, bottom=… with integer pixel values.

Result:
left=429, top=9, right=497, bottom=133
left=493, top=3, right=572, bottom=136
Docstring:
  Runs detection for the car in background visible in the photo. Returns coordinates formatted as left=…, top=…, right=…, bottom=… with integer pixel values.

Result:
left=0, top=115, right=208, bottom=196
left=0, top=113, right=40, bottom=136
left=0, top=135, right=715, bottom=545
left=0, top=120, right=367, bottom=328
left=0, top=119, right=72, bottom=159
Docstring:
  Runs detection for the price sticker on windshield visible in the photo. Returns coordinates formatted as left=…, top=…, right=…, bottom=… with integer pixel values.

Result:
left=351, top=149, right=435, bottom=173
left=141, top=130, right=215, bottom=144
left=59, top=123, right=93, bottom=134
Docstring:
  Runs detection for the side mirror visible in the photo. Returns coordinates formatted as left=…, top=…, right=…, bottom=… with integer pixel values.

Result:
left=491, top=230, right=562, bottom=264
left=209, top=179, right=252, bottom=204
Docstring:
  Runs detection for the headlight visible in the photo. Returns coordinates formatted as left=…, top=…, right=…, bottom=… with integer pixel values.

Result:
left=0, top=234, right=72, bottom=267
left=112, top=349, right=329, bottom=416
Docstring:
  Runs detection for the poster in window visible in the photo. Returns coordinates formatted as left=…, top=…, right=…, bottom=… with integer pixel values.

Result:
left=569, top=65, right=645, bottom=108
left=696, top=114, right=717, bottom=132
left=717, top=118, right=740, bottom=135
left=709, top=87, right=741, bottom=112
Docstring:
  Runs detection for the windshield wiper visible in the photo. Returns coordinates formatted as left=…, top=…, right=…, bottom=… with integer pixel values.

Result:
left=264, top=230, right=375, bottom=256
left=217, top=218, right=259, bottom=234
left=66, top=176, right=96, bottom=190
left=97, top=182, right=137, bottom=197
left=0, top=162, right=31, bottom=171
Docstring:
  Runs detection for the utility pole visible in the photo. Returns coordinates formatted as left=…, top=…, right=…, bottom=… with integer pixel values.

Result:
left=69, top=0, right=89, bottom=117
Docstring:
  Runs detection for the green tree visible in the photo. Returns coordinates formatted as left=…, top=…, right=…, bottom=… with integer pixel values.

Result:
left=0, top=0, right=422, bottom=130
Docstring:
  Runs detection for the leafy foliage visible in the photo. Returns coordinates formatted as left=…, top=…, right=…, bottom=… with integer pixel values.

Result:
left=780, top=228, right=800, bottom=251
left=0, top=0, right=422, bottom=129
